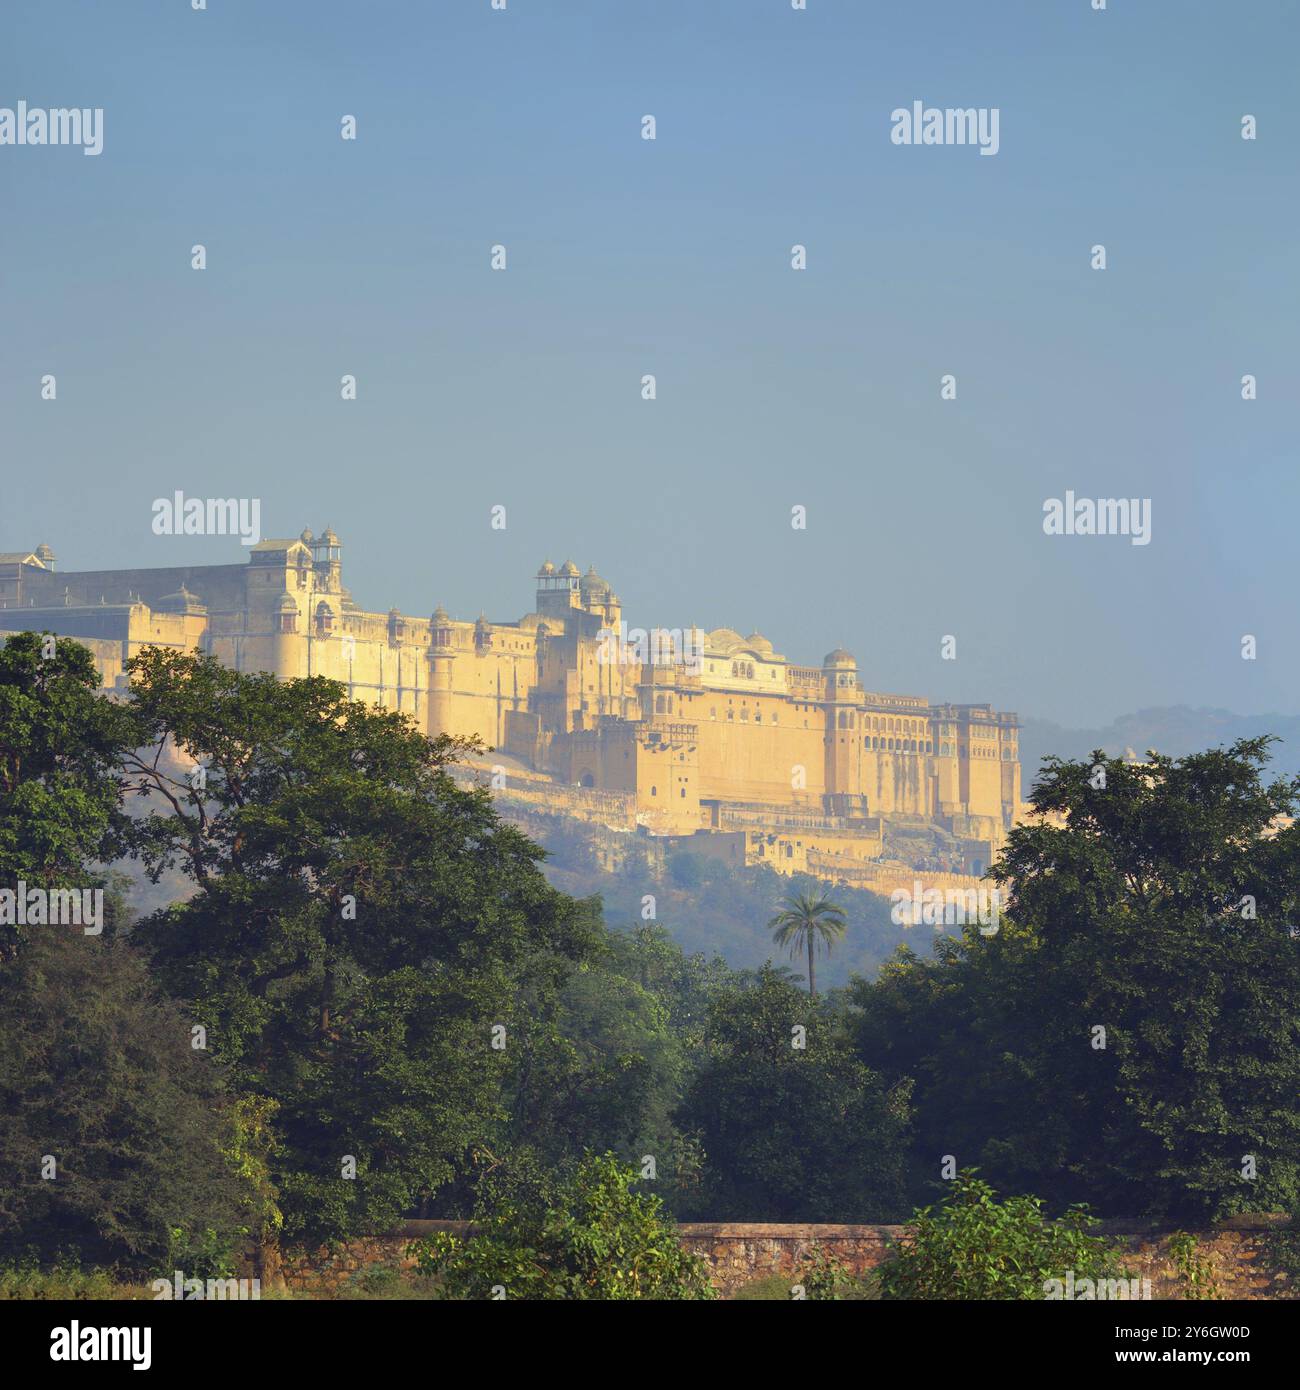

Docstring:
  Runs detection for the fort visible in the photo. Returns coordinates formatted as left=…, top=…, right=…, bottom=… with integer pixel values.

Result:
left=0, top=534, right=1025, bottom=877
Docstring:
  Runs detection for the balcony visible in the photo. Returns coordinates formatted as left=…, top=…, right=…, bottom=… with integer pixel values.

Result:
left=642, top=720, right=698, bottom=749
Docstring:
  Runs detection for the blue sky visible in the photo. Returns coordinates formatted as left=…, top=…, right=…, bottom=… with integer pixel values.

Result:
left=2, top=0, right=1296, bottom=726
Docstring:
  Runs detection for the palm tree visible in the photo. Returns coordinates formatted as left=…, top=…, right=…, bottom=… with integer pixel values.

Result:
left=767, top=892, right=847, bottom=998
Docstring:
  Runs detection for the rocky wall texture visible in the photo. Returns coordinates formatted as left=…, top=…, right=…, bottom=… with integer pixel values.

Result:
left=259, top=1216, right=1295, bottom=1300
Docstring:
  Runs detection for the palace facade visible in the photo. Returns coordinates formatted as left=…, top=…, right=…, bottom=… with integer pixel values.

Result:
left=0, top=533, right=1022, bottom=874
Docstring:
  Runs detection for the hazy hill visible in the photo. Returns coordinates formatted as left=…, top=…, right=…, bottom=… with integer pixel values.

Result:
left=539, top=834, right=950, bottom=993
left=1019, top=708, right=1300, bottom=787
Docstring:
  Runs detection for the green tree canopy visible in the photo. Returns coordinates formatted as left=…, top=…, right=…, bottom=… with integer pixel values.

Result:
left=678, top=967, right=910, bottom=1222
left=0, top=633, right=139, bottom=945
left=124, top=648, right=603, bottom=1247
left=0, top=927, right=247, bottom=1276
left=853, top=739, right=1300, bottom=1221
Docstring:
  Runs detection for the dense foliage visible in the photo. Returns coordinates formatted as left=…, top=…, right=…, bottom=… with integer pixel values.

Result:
left=853, top=740, right=1300, bottom=1222
left=877, top=1171, right=1128, bottom=1300
left=0, top=633, right=138, bottom=953
left=3, top=632, right=1300, bottom=1297
left=677, top=968, right=909, bottom=1222
left=0, top=928, right=247, bottom=1275
left=124, top=649, right=602, bottom=1246
left=410, top=1152, right=715, bottom=1300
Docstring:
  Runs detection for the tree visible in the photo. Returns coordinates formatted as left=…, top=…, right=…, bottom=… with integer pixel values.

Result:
left=123, top=649, right=603, bottom=1250
left=677, top=968, right=910, bottom=1222
left=767, top=891, right=847, bottom=997
left=0, top=632, right=139, bottom=955
left=604, top=924, right=738, bottom=1051
left=0, top=927, right=247, bottom=1276
left=853, top=739, right=1300, bottom=1221
left=427, top=926, right=726, bottom=1220
left=410, top=1152, right=715, bottom=1300
left=500, top=958, right=679, bottom=1176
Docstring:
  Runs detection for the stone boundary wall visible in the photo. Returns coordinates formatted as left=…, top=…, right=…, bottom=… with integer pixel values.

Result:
left=265, top=1216, right=1296, bottom=1299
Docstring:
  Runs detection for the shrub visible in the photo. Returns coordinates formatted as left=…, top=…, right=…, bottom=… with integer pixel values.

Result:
left=877, top=1170, right=1129, bottom=1300
left=0, top=1260, right=121, bottom=1300
left=1168, top=1232, right=1221, bottom=1300
left=333, top=1263, right=440, bottom=1301
left=409, top=1153, right=715, bottom=1300
left=799, top=1245, right=878, bottom=1300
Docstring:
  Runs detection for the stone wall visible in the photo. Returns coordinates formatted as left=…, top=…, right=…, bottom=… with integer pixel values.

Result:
left=272, top=1231, right=423, bottom=1296
left=682, top=1218, right=1296, bottom=1299
left=679, top=1223, right=896, bottom=1296
left=1097, top=1218, right=1295, bottom=1302
left=261, top=1216, right=1295, bottom=1299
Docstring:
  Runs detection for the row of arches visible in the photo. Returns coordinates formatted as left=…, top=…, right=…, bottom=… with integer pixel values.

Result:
left=866, top=736, right=930, bottom=753
left=836, top=709, right=927, bottom=735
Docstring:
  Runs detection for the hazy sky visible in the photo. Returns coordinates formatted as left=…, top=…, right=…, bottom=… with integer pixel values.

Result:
left=2, top=0, right=1296, bottom=727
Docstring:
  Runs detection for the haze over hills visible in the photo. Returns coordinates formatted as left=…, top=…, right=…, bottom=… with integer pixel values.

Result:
left=1019, top=708, right=1300, bottom=787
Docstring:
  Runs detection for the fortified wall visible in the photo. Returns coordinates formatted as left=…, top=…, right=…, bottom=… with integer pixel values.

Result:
left=260, top=1217, right=1296, bottom=1300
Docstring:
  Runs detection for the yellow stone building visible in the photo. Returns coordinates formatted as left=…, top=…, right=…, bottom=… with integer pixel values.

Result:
left=0, top=535, right=1021, bottom=872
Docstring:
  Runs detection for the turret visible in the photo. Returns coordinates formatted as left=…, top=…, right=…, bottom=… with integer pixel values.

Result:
left=822, top=649, right=861, bottom=806
left=427, top=605, right=457, bottom=737
left=311, top=527, right=342, bottom=591
left=430, top=604, right=453, bottom=649
left=536, top=559, right=583, bottom=620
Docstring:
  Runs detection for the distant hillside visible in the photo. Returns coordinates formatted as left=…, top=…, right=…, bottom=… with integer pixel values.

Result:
left=536, top=829, right=952, bottom=993
left=1019, top=708, right=1300, bottom=789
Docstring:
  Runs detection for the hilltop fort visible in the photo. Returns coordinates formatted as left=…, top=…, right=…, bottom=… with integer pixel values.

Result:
left=1, top=535, right=1023, bottom=883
